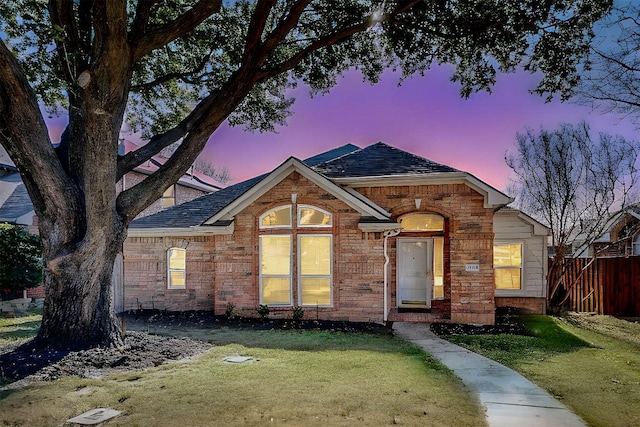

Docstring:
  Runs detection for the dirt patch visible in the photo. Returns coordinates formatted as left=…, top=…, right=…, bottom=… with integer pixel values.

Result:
left=430, top=312, right=532, bottom=336
left=0, top=331, right=213, bottom=388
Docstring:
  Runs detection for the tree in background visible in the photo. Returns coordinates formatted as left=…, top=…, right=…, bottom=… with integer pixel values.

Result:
left=0, top=0, right=612, bottom=349
left=0, top=224, right=43, bottom=298
left=574, top=0, right=640, bottom=126
left=506, top=121, right=640, bottom=308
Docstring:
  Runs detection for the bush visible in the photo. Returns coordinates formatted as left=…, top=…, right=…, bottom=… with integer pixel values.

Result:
left=225, top=302, right=238, bottom=319
left=256, top=304, right=270, bottom=320
left=0, top=223, right=42, bottom=295
left=292, top=305, right=304, bottom=322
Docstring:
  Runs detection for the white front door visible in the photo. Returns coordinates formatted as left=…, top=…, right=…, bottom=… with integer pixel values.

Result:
left=397, top=239, right=433, bottom=307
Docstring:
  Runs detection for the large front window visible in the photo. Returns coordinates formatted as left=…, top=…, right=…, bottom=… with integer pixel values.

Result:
left=259, top=205, right=333, bottom=306
left=494, top=242, right=522, bottom=290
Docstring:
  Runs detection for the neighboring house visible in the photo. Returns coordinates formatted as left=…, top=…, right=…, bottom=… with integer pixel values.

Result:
left=591, top=203, right=640, bottom=258
left=0, top=141, right=221, bottom=304
left=0, top=140, right=221, bottom=228
left=124, top=142, right=549, bottom=325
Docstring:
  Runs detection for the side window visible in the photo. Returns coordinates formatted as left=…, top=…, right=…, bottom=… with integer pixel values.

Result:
left=493, top=242, right=522, bottom=290
left=162, top=185, right=176, bottom=208
left=167, top=248, right=186, bottom=289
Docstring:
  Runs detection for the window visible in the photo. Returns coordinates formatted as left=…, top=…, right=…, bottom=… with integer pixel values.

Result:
left=299, top=235, right=332, bottom=305
left=400, top=213, right=444, bottom=232
left=162, top=185, right=176, bottom=208
left=633, top=235, right=640, bottom=256
left=260, top=235, right=292, bottom=305
left=494, top=243, right=522, bottom=290
left=167, top=248, right=186, bottom=289
left=260, top=205, right=292, bottom=228
left=298, top=205, right=332, bottom=227
left=259, top=205, right=333, bottom=306
left=433, top=237, right=444, bottom=298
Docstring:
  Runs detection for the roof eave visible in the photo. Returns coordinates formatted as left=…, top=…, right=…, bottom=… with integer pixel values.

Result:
left=127, top=222, right=234, bottom=237
left=331, top=172, right=513, bottom=209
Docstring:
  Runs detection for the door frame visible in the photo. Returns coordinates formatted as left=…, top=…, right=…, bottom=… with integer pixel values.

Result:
left=396, top=237, right=433, bottom=308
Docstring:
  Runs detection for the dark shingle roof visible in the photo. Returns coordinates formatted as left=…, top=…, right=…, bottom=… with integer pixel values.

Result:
left=129, top=142, right=462, bottom=229
left=129, top=175, right=264, bottom=228
left=311, top=142, right=459, bottom=178
left=303, top=144, right=359, bottom=166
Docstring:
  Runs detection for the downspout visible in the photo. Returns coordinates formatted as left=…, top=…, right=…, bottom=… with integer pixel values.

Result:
left=383, top=229, right=401, bottom=323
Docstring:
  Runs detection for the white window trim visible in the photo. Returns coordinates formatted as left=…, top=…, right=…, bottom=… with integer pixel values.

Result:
left=167, top=247, right=186, bottom=289
left=297, top=204, right=333, bottom=228
left=259, top=205, right=292, bottom=229
left=259, top=234, right=293, bottom=306
left=493, top=241, right=524, bottom=291
left=297, top=234, right=333, bottom=307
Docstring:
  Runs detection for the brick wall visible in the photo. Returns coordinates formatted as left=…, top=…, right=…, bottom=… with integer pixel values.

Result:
left=123, top=175, right=497, bottom=325
left=356, top=183, right=496, bottom=325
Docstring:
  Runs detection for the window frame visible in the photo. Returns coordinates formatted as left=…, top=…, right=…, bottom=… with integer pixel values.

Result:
left=493, top=241, right=523, bottom=290
left=259, top=205, right=292, bottom=229
left=167, top=247, right=186, bottom=289
left=259, top=234, right=293, bottom=306
left=297, top=234, right=333, bottom=307
left=297, top=204, right=333, bottom=228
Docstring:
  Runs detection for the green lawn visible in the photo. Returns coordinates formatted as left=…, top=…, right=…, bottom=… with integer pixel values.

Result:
left=443, top=314, right=640, bottom=427
left=0, top=310, right=41, bottom=346
left=0, top=315, right=485, bottom=427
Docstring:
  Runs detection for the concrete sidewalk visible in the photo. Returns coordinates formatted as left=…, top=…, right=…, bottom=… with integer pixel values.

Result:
left=393, top=322, right=586, bottom=427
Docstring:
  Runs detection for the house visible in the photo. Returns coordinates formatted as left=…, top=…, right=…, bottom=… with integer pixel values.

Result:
left=124, top=142, right=548, bottom=325
left=591, top=203, right=640, bottom=258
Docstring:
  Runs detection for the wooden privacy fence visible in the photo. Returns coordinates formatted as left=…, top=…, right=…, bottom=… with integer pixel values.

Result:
left=554, top=257, right=640, bottom=316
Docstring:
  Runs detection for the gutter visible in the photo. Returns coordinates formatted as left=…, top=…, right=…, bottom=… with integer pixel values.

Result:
left=383, top=229, right=401, bottom=323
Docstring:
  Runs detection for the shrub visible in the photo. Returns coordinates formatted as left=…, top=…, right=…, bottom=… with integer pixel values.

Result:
left=225, top=302, right=238, bottom=319
left=0, top=223, right=42, bottom=295
left=292, top=305, right=304, bottom=322
left=256, top=304, right=270, bottom=320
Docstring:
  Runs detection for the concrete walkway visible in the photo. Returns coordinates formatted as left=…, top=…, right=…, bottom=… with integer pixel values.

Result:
left=393, top=322, right=586, bottom=427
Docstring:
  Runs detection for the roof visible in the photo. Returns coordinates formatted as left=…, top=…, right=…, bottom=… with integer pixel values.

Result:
left=0, top=179, right=34, bottom=224
left=312, top=142, right=459, bottom=178
left=120, top=139, right=222, bottom=192
left=129, top=141, right=511, bottom=235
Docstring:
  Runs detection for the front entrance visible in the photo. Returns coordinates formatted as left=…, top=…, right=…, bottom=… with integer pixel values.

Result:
left=397, top=238, right=433, bottom=307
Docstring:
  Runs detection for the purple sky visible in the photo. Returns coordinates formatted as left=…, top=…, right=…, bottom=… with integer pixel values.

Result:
left=42, top=65, right=636, bottom=192
left=202, top=65, right=637, bottom=191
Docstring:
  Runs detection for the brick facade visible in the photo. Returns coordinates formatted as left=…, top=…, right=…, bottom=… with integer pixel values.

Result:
left=123, top=173, right=497, bottom=325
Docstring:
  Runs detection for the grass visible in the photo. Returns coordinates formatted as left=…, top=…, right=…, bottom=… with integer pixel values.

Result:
left=0, top=324, right=485, bottom=426
left=0, top=310, right=41, bottom=346
left=443, top=314, right=640, bottom=427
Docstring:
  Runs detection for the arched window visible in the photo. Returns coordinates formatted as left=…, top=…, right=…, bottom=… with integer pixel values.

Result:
left=400, top=213, right=444, bottom=232
left=167, top=248, right=186, bottom=289
left=259, top=204, right=333, bottom=307
left=260, top=205, right=292, bottom=228
left=298, top=205, right=332, bottom=227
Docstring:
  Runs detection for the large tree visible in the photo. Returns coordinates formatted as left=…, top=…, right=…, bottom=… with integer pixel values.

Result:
left=506, top=121, right=640, bottom=308
left=0, top=0, right=612, bottom=349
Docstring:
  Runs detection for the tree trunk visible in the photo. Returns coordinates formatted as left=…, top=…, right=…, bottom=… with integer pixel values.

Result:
left=35, top=220, right=127, bottom=350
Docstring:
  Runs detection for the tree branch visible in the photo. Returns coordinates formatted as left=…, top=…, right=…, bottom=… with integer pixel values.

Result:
left=131, top=0, right=223, bottom=62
